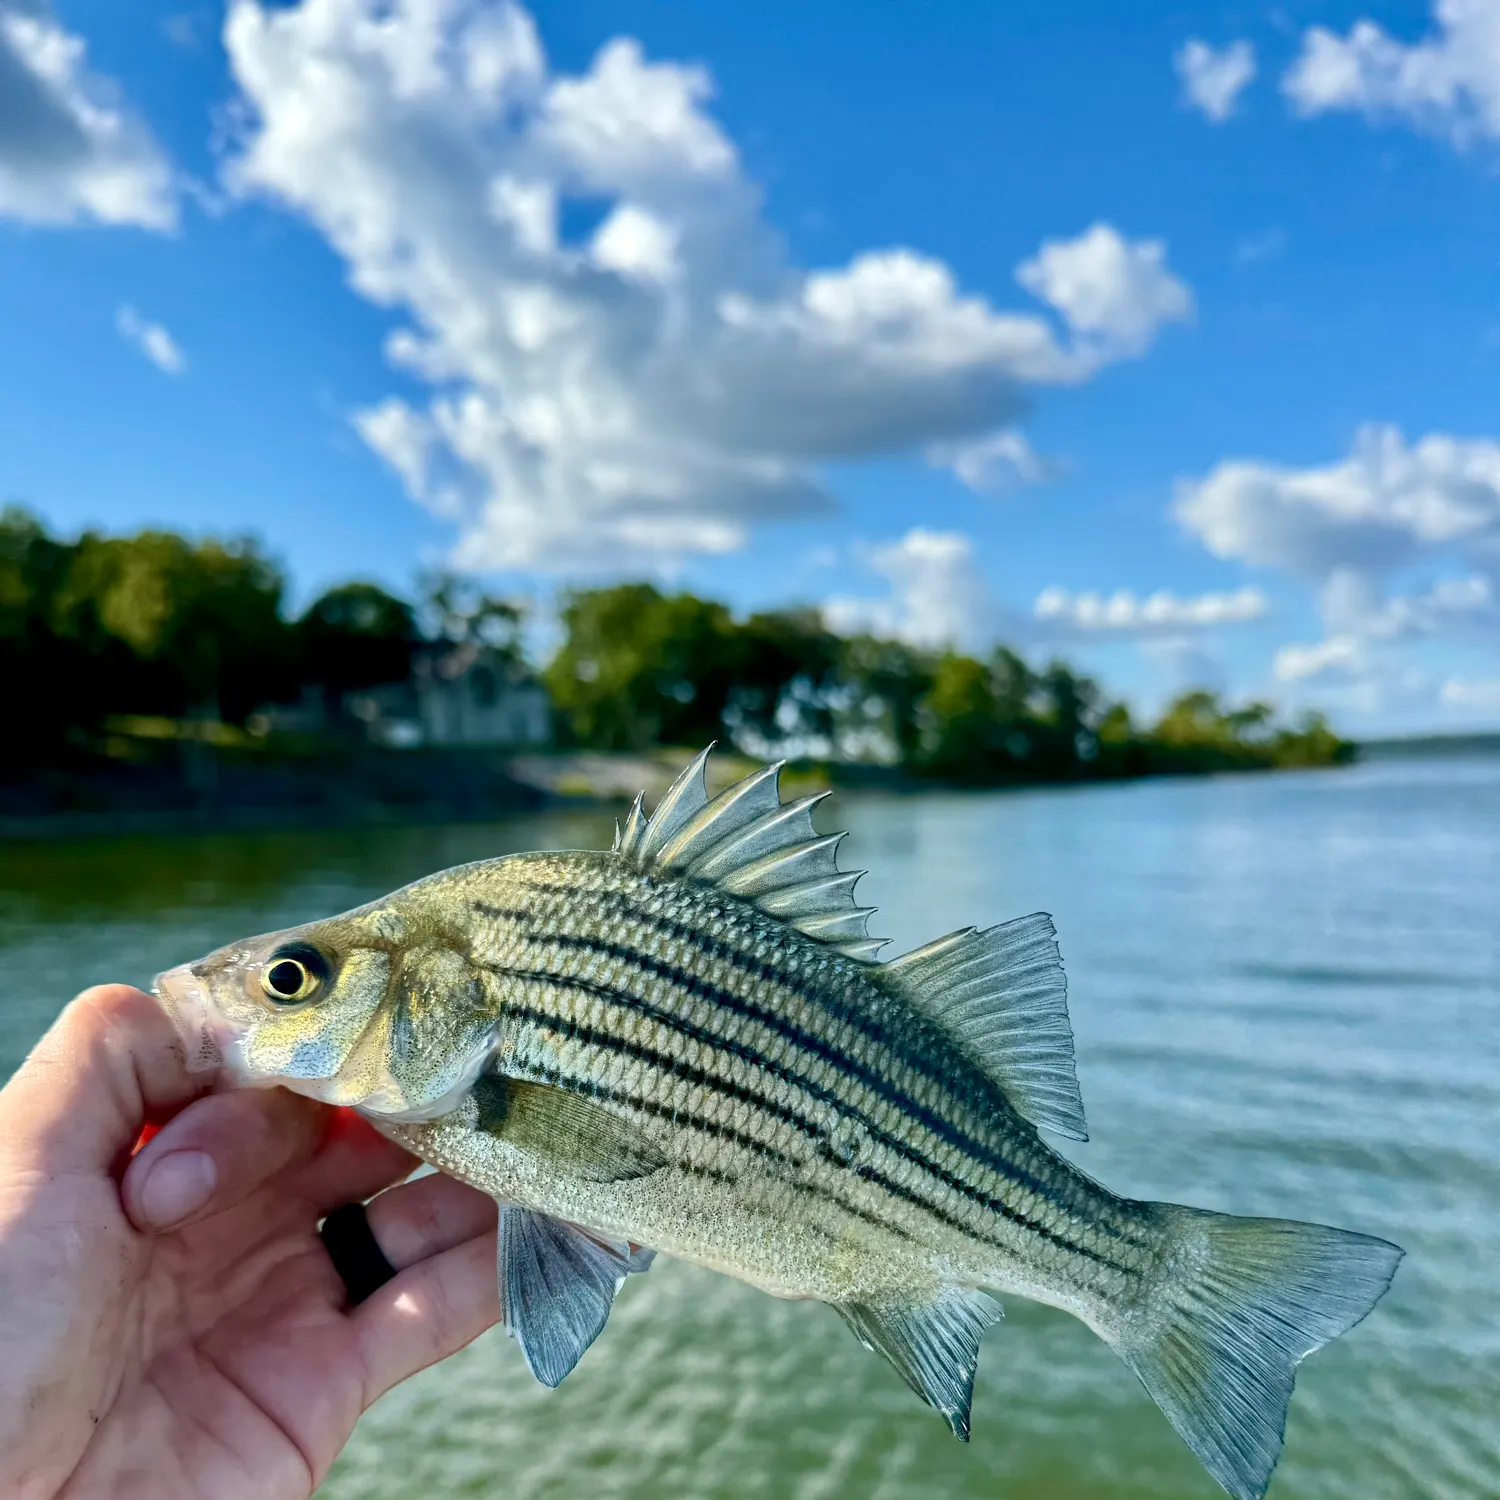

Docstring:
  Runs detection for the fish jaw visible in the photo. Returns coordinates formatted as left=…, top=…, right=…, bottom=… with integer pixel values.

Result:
left=152, top=959, right=363, bottom=1100
left=153, top=963, right=234, bottom=1078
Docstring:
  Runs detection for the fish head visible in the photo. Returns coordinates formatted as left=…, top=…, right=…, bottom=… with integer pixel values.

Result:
left=154, top=892, right=501, bottom=1120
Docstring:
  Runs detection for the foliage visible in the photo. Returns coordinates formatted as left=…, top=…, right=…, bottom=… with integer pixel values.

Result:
left=1, top=507, right=291, bottom=768
left=420, top=572, right=525, bottom=665
left=0, top=509, right=1353, bottom=784
left=541, top=582, right=1351, bottom=782
left=297, top=582, right=418, bottom=699
left=545, top=584, right=741, bottom=750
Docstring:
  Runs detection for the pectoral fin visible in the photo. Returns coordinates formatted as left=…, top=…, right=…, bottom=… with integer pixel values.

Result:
left=473, top=1075, right=668, bottom=1183
left=498, top=1209, right=653, bottom=1387
left=834, top=1286, right=1003, bottom=1441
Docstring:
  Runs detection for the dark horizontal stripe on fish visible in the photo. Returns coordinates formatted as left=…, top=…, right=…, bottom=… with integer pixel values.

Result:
left=518, top=880, right=984, bottom=1101
left=503, top=1000, right=819, bottom=1150
left=514, top=1048, right=910, bottom=1241
left=491, top=961, right=1127, bottom=1271
left=511, top=1049, right=797, bottom=1167
left=506, top=883, right=1141, bottom=1251
left=475, top=899, right=1144, bottom=1260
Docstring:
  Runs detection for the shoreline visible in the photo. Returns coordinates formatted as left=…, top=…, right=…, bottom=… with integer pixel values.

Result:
left=0, top=746, right=1388, bottom=844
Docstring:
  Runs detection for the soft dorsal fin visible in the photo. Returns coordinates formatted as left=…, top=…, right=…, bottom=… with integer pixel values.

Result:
left=880, top=914, right=1087, bottom=1140
left=615, top=745, right=886, bottom=961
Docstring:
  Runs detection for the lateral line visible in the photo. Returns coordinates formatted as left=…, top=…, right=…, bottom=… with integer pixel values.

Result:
left=498, top=972, right=1126, bottom=1270
left=478, top=897, right=1144, bottom=1257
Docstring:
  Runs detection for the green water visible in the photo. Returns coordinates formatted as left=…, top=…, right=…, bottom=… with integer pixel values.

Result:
left=2, top=759, right=1496, bottom=1499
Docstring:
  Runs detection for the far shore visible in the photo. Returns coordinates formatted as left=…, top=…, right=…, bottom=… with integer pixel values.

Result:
left=4, top=735, right=1494, bottom=844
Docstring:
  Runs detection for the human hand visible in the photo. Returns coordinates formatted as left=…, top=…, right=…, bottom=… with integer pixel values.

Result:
left=0, top=984, right=501, bottom=1500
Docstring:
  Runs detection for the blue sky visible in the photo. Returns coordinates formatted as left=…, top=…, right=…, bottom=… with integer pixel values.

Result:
left=2, top=0, right=1499, bottom=734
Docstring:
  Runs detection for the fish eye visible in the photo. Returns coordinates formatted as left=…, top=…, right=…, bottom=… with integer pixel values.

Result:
left=260, top=942, right=331, bottom=1005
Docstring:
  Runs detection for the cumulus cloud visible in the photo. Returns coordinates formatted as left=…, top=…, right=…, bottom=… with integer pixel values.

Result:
left=1034, top=584, right=1267, bottom=634
left=1175, top=39, right=1257, bottom=122
left=927, top=427, right=1059, bottom=494
left=115, top=305, right=186, bottom=373
left=1180, top=425, right=1500, bottom=712
left=0, top=2, right=175, bottom=227
left=1179, top=425, right=1500, bottom=713
left=1015, top=223, right=1193, bottom=362
left=823, top=529, right=996, bottom=650
left=1275, top=572, right=1496, bottom=683
left=1273, top=634, right=1368, bottom=684
left=1175, top=424, right=1500, bottom=577
left=221, top=0, right=1190, bottom=570
left=1283, top=0, right=1500, bottom=143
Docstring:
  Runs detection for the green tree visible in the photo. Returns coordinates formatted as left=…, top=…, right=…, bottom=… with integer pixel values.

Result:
left=49, top=527, right=289, bottom=722
left=421, top=572, right=525, bottom=668
left=916, top=653, right=1006, bottom=780
left=297, top=582, right=418, bottom=697
left=1030, top=660, right=1108, bottom=777
left=1272, top=710, right=1356, bottom=769
left=728, top=609, right=841, bottom=748
left=546, top=584, right=741, bottom=750
left=835, top=635, right=936, bottom=764
left=0, top=507, right=80, bottom=766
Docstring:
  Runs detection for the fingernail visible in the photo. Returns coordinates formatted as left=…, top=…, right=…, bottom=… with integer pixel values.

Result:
left=139, top=1151, right=217, bottom=1228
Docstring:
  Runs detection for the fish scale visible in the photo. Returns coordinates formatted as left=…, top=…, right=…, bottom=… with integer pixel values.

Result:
left=474, top=860, right=1147, bottom=1283
left=154, top=746, right=1402, bottom=1499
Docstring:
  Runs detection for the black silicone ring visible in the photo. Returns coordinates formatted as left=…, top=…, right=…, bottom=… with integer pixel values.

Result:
left=320, top=1202, right=398, bottom=1307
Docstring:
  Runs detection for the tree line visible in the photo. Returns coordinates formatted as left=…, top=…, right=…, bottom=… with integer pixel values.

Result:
left=0, top=506, right=1351, bottom=780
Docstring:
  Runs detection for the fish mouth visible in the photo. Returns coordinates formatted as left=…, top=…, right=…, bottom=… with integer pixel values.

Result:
left=153, top=964, right=229, bottom=1076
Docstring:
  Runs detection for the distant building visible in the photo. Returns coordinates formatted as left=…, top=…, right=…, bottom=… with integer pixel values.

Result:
left=257, top=643, right=552, bottom=750
left=410, top=642, right=551, bottom=748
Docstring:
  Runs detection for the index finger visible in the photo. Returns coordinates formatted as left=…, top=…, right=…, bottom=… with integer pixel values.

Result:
left=0, top=985, right=208, bottom=1176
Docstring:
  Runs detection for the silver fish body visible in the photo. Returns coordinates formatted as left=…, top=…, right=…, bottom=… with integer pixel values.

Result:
left=383, top=852, right=1148, bottom=1312
left=155, top=749, right=1402, bottom=1500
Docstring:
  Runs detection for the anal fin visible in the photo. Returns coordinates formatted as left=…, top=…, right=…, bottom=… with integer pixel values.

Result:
left=834, top=1286, right=1002, bottom=1440
left=498, top=1210, right=653, bottom=1387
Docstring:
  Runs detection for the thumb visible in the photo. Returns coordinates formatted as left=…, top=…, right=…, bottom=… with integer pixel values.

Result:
left=0, top=985, right=207, bottom=1176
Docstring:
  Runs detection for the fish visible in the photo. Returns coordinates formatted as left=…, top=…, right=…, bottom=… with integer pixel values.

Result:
left=153, top=746, right=1402, bottom=1500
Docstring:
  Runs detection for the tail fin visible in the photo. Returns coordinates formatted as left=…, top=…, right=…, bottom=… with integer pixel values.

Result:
left=1104, top=1206, right=1402, bottom=1500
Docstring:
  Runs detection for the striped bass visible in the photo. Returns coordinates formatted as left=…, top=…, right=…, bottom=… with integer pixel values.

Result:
left=154, top=748, right=1401, bottom=1500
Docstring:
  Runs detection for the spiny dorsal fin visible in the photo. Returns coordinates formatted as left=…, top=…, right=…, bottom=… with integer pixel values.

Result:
left=880, top=914, right=1087, bottom=1140
left=615, top=745, right=886, bottom=961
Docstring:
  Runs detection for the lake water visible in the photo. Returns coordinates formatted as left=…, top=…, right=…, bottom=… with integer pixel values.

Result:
left=2, top=758, right=1496, bottom=1500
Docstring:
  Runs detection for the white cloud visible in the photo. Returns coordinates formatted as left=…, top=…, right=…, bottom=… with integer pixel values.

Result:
left=1034, top=584, right=1267, bottom=634
left=1275, top=571, right=1495, bottom=683
left=1180, top=425, right=1500, bottom=718
left=1015, top=222, right=1193, bottom=361
left=1283, top=0, right=1500, bottom=143
left=927, top=427, right=1059, bottom=494
left=221, top=0, right=1190, bottom=571
left=0, top=2, right=175, bottom=228
left=1273, top=633, right=1368, bottom=683
left=115, top=304, right=185, bottom=373
left=1440, top=676, right=1500, bottom=713
left=591, top=202, right=679, bottom=282
left=1175, top=424, right=1500, bottom=577
left=1336, top=570, right=1496, bottom=639
left=352, top=397, right=437, bottom=501
left=1175, top=39, right=1257, bottom=122
left=823, top=529, right=995, bottom=650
